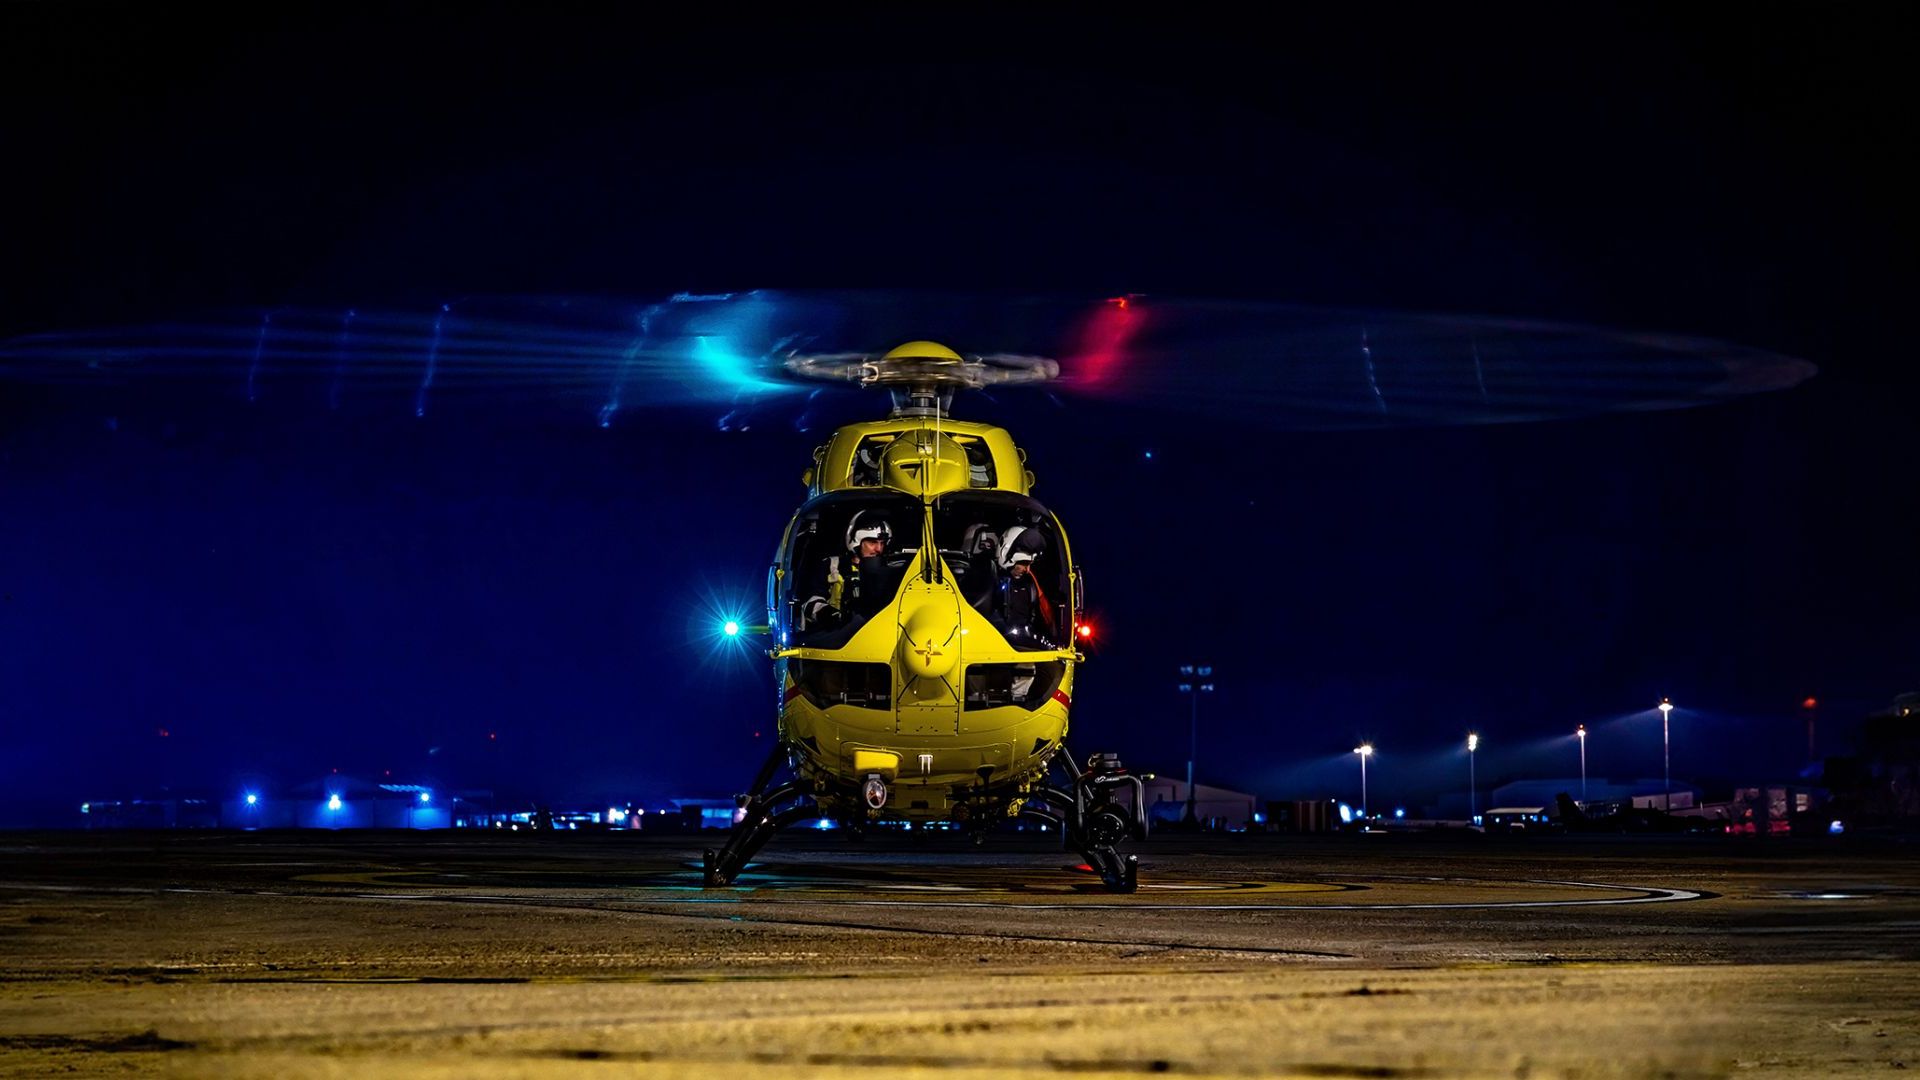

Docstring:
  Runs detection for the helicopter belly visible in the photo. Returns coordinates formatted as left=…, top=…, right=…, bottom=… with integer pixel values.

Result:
left=780, top=669, right=1072, bottom=820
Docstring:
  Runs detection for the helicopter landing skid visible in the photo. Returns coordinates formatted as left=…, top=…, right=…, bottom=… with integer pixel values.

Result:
left=703, top=746, right=817, bottom=887
left=1032, top=748, right=1148, bottom=894
left=700, top=745, right=1147, bottom=894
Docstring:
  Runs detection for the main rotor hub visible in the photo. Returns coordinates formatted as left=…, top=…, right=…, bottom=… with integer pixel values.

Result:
left=785, top=340, right=1058, bottom=418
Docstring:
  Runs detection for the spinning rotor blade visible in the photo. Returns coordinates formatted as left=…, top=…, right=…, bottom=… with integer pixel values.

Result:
left=0, top=290, right=1814, bottom=429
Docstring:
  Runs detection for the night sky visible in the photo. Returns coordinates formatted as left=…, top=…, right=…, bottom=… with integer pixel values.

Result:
left=2, top=7, right=1913, bottom=822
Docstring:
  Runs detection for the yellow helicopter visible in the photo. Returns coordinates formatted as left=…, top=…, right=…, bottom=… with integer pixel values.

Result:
left=703, top=340, right=1149, bottom=892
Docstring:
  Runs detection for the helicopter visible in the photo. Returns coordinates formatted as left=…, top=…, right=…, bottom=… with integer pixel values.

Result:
left=702, top=339, right=1149, bottom=892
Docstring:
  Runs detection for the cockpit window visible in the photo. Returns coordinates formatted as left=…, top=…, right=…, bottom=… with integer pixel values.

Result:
left=783, top=492, right=922, bottom=647
left=956, top=436, right=995, bottom=487
left=932, top=492, right=1069, bottom=651
left=849, top=432, right=995, bottom=488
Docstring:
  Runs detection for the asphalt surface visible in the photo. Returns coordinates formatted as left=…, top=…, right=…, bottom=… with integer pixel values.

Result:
left=2, top=830, right=1917, bottom=1077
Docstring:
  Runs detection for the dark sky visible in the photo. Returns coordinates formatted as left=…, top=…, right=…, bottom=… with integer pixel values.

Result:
left=1, top=6, right=1913, bottom=821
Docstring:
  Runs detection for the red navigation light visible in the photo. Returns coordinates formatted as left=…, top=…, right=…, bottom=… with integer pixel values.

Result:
left=1802, top=697, right=1818, bottom=710
left=1076, top=622, right=1094, bottom=640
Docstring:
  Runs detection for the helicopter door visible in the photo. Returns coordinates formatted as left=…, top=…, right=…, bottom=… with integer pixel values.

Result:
left=893, top=540, right=963, bottom=737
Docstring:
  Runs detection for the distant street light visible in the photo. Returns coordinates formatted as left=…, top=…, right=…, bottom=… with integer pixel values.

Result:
left=1576, top=725, right=1587, bottom=803
left=1177, top=665, right=1215, bottom=823
left=1658, top=697, right=1674, bottom=814
left=1466, top=733, right=1479, bottom=820
left=1354, top=744, right=1374, bottom=819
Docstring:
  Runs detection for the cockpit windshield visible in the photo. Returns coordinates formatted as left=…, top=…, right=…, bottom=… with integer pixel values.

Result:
left=849, top=432, right=997, bottom=489
left=782, top=491, right=923, bottom=648
left=933, top=492, right=1070, bottom=651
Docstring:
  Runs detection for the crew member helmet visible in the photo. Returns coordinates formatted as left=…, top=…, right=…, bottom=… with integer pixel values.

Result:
left=846, top=512, right=892, bottom=553
left=998, top=525, right=1045, bottom=569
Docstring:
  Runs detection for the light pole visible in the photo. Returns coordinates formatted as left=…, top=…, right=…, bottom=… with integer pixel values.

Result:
left=1576, top=724, right=1587, bottom=804
left=1801, top=696, right=1818, bottom=767
left=1658, top=697, right=1674, bottom=814
left=1354, top=744, right=1374, bottom=820
left=1466, top=733, right=1479, bottom=821
left=1177, top=665, right=1214, bottom=824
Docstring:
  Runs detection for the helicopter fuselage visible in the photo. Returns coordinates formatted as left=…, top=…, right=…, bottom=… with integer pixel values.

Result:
left=767, top=415, right=1083, bottom=825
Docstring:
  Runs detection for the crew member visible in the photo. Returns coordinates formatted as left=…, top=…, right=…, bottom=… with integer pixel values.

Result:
left=801, top=511, right=895, bottom=630
left=994, top=525, right=1055, bottom=646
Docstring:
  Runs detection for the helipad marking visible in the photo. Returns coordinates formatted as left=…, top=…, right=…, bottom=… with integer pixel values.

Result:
left=602, top=879, right=1707, bottom=911
left=340, top=879, right=1706, bottom=912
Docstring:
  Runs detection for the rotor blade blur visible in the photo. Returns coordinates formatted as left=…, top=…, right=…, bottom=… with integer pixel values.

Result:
left=0, top=291, right=1814, bottom=430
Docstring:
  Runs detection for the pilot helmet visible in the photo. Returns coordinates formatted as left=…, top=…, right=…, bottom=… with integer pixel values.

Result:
left=998, top=524, right=1044, bottom=569
left=846, top=512, right=892, bottom=553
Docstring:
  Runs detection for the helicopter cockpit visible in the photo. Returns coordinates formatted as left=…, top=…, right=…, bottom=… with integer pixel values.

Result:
left=933, top=491, right=1070, bottom=650
left=781, top=491, right=922, bottom=649
left=775, top=488, right=1072, bottom=653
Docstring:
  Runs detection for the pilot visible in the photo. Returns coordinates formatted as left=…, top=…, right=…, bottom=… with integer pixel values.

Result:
left=994, top=525, right=1055, bottom=646
left=801, top=511, right=896, bottom=630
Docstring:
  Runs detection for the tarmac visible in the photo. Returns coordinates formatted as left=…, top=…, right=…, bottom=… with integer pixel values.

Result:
left=2, top=830, right=1917, bottom=1077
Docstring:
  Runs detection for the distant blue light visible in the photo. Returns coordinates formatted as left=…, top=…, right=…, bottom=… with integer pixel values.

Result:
left=327, top=794, right=342, bottom=812
left=1144, top=450, right=1154, bottom=460
left=418, top=791, right=431, bottom=804
left=1829, top=820, right=1845, bottom=835
left=1394, top=808, right=1406, bottom=819
left=245, top=793, right=259, bottom=807
left=814, top=818, right=834, bottom=830
left=1337, top=802, right=1353, bottom=824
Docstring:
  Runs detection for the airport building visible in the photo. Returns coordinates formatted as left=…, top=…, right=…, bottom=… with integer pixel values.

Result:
left=223, top=776, right=455, bottom=829
left=1140, top=778, right=1260, bottom=830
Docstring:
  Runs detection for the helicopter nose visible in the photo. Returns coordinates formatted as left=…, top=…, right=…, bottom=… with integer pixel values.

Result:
left=899, top=602, right=960, bottom=680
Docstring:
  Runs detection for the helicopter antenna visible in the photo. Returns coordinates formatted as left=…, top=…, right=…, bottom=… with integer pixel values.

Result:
left=785, top=342, right=1057, bottom=419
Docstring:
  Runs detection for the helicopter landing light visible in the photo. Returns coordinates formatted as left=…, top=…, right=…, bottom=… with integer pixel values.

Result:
left=863, top=775, right=888, bottom=810
left=851, top=749, right=900, bottom=779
